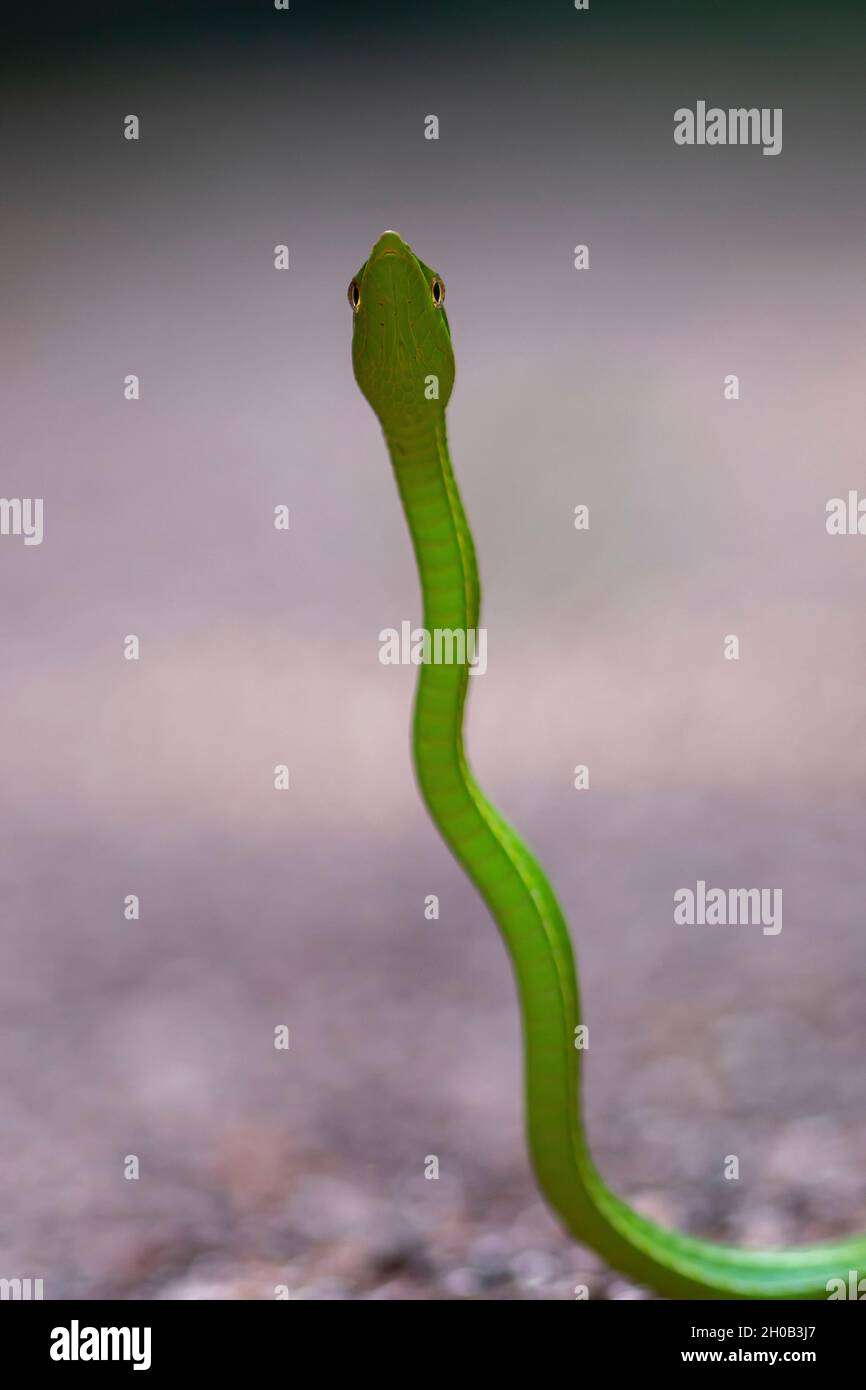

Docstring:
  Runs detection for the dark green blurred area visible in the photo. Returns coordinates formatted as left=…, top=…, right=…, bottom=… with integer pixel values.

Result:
left=5, top=0, right=865, bottom=78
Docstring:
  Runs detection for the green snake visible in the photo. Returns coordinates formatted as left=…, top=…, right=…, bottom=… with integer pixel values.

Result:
left=349, top=230, right=863, bottom=1299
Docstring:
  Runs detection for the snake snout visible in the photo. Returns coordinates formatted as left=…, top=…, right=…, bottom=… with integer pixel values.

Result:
left=369, top=229, right=411, bottom=262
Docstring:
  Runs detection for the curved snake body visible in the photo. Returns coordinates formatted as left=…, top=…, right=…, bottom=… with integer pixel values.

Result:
left=349, top=230, right=864, bottom=1298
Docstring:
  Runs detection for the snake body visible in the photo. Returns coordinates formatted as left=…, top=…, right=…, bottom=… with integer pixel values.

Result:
left=349, top=230, right=865, bottom=1298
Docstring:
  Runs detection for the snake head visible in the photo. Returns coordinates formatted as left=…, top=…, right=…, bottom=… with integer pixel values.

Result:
left=349, top=230, right=455, bottom=428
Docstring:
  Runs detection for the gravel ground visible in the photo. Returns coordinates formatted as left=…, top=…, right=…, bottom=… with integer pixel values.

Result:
left=4, top=781, right=865, bottom=1301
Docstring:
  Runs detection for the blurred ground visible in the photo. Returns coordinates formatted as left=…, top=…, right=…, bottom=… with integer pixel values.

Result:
left=3, top=636, right=865, bottom=1300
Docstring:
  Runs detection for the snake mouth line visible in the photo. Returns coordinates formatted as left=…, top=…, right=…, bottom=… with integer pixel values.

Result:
left=368, top=251, right=415, bottom=272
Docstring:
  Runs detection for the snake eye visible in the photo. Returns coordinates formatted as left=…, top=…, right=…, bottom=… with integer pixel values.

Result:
left=431, top=278, right=445, bottom=307
left=348, top=279, right=361, bottom=311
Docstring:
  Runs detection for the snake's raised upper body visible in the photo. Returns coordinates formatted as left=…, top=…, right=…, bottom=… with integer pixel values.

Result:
left=349, top=230, right=865, bottom=1299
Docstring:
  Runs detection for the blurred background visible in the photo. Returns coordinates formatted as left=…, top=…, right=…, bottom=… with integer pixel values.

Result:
left=2, top=0, right=866, bottom=1299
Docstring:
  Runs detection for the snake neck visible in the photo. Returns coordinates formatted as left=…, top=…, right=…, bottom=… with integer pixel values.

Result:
left=384, top=411, right=480, bottom=641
